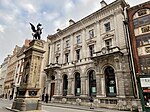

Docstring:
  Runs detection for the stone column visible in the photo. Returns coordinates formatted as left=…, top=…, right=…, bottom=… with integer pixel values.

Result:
left=72, top=78, right=75, bottom=96
left=115, top=71, right=125, bottom=98
left=67, top=78, right=73, bottom=96
left=81, top=28, right=86, bottom=59
left=80, top=76, right=87, bottom=97
left=114, top=56, right=125, bottom=98
left=70, top=34, right=74, bottom=62
left=96, top=73, right=105, bottom=97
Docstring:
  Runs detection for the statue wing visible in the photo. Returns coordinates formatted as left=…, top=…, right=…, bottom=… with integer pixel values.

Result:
left=30, top=23, right=36, bottom=32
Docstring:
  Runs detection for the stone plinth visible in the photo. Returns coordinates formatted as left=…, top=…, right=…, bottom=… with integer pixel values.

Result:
left=12, top=40, right=45, bottom=111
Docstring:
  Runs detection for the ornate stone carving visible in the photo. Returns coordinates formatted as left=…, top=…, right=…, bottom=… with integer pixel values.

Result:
left=86, top=39, right=96, bottom=46
left=74, top=44, right=82, bottom=50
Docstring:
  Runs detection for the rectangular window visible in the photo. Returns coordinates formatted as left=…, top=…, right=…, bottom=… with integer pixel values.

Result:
left=76, top=49, right=80, bottom=60
left=66, top=40, right=70, bottom=48
left=65, top=53, right=69, bottom=63
left=89, top=29, right=94, bottom=39
left=89, top=45, right=94, bottom=57
left=104, top=22, right=111, bottom=32
left=57, top=44, right=60, bottom=51
left=56, top=56, right=59, bottom=63
left=105, top=39, right=112, bottom=48
left=76, top=35, right=81, bottom=44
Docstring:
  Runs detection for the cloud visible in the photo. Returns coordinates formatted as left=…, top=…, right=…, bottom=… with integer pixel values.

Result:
left=0, top=0, right=147, bottom=64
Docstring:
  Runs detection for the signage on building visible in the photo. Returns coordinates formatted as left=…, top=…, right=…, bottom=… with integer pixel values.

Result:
left=140, top=78, right=150, bottom=87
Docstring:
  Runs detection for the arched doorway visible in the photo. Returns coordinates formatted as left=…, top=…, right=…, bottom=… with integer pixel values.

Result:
left=105, top=66, right=116, bottom=97
left=89, top=70, right=96, bottom=96
left=63, top=74, right=68, bottom=96
left=75, top=72, right=81, bottom=96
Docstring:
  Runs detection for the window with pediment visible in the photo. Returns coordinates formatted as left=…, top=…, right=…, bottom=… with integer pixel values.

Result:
left=89, top=45, right=94, bottom=57
left=104, top=22, right=111, bottom=32
left=89, top=29, right=94, bottom=39
left=56, top=56, right=59, bottom=63
left=65, top=53, right=69, bottom=63
left=76, top=49, right=80, bottom=60
left=76, top=35, right=81, bottom=44
left=56, top=44, right=60, bottom=52
left=66, top=39, right=70, bottom=48
left=105, top=39, right=112, bottom=49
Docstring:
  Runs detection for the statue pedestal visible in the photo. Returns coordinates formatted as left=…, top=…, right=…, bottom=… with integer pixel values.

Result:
left=12, top=40, right=45, bottom=111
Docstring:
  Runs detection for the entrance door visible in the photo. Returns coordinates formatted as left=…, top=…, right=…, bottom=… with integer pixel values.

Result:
left=50, top=83, right=55, bottom=101
left=105, top=66, right=117, bottom=97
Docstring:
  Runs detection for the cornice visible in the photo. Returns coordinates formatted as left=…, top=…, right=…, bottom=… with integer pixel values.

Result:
left=48, top=0, right=127, bottom=41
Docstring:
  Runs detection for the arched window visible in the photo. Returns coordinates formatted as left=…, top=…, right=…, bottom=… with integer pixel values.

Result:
left=75, top=73, right=81, bottom=96
left=105, top=66, right=116, bottom=97
left=89, top=70, right=96, bottom=96
left=63, top=75, right=68, bottom=96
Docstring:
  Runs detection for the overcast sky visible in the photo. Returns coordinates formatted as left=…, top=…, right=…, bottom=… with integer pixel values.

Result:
left=0, top=0, right=147, bottom=64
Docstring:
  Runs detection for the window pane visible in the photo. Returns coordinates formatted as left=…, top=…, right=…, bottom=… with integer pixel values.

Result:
left=76, top=49, right=80, bottom=60
left=66, top=40, right=70, bottom=48
left=76, top=35, right=81, bottom=44
left=136, top=37, right=142, bottom=47
left=89, top=29, right=94, bottom=38
left=104, top=22, right=111, bottom=32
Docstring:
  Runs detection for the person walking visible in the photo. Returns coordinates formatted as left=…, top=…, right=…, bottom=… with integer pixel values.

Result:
left=42, top=94, right=44, bottom=102
left=45, top=93, right=49, bottom=103
left=89, top=96, right=94, bottom=109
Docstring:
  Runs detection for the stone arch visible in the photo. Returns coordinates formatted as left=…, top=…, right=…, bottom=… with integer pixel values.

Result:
left=62, top=74, right=68, bottom=96
left=101, top=64, right=116, bottom=74
left=104, top=66, right=117, bottom=97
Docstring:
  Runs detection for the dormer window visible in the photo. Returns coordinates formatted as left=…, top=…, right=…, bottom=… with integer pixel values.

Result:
left=104, top=22, right=111, bottom=32
left=89, top=29, right=94, bottom=39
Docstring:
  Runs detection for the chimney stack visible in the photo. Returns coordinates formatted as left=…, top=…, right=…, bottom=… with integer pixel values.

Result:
left=69, top=19, right=75, bottom=25
left=100, top=0, right=107, bottom=8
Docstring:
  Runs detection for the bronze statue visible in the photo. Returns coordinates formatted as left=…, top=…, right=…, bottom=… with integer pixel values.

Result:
left=30, top=23, right=43, bottom=40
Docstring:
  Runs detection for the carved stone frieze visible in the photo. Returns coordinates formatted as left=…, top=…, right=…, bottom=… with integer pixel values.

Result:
left=86, top=39, right=96, bottom=46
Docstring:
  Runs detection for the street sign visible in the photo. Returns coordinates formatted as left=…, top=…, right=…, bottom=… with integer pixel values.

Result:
left=140, top=78, right=150, bottom=87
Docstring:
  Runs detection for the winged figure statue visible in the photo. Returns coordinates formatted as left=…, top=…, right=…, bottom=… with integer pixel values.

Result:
left=30, top=23, right=43, bottom=40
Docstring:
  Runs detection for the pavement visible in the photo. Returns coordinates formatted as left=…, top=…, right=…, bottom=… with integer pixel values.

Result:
left=2, top=98, right=131, bottom=112
left=42, top=102, right=131, bottom=112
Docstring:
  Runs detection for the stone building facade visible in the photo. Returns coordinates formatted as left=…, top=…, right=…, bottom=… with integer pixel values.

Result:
left=0, top=55, right=11, bottom=97
left=45, top=0, right=141, bottom=110
left=4, top=45, right=21, bottom=99
left=12, top=40, right=30, bottom=99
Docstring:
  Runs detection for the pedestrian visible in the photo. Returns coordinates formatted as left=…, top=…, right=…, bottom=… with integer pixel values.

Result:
left=89, top=96, right=94, bottom=109
left=45, top=93, right=49, bottom=103
left=42, top=94, right=44, bottom=102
